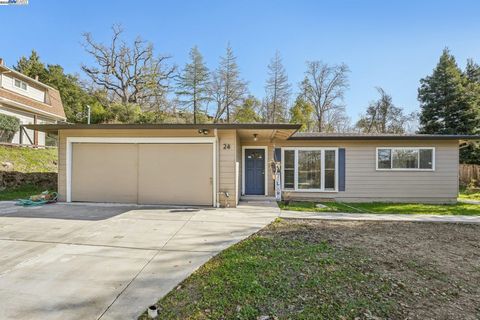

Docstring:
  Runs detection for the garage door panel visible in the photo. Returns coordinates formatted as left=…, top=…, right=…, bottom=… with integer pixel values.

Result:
left=71, top=144, right=138, bottom=203
left=138, top=144, right=213, bottom=205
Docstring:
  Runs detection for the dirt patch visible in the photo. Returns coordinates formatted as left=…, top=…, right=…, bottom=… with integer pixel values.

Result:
left=0, top=171, right=57, bottom=190
left=266, top=220, right=480, bottom=320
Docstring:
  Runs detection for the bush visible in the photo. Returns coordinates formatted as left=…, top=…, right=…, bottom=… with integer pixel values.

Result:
left=466, top=179, right=480, bottom=193
left=0, top=114, right=20, bottom=143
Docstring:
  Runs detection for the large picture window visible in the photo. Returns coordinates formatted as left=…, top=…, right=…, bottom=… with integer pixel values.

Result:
left=282, top=148, right=337, bottom=191
left=298, top=150, right=322, bottom=189
left=376, top=147, right=435, bottom=170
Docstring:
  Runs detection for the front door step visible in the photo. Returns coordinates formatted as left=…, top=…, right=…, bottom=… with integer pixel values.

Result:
left=240, top=195, right=276, bottom=202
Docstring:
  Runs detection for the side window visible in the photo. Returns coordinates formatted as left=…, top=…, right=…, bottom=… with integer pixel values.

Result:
left=377, top=148, right=434, bottom=170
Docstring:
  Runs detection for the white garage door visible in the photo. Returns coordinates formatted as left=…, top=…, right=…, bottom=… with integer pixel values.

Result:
left=71, top=143, right=213, bottom=205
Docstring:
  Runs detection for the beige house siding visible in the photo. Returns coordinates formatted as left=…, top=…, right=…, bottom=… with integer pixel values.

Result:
left=278, top=139, right=459, bottom=203
left=58, top=128, right=237, bottom=206
left=217, top=130, right=237, bottom=207
left=57, top=128, right=460, bottom=205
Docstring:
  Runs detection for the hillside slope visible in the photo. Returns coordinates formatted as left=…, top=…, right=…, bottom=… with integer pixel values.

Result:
left=0, top=145, right=58, bottom=173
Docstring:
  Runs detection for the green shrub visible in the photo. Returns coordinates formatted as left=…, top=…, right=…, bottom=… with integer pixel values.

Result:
left=0, top=114, right=20, bottom=142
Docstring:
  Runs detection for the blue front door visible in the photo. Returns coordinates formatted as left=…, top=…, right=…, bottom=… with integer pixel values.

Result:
left=245, top=149, right=265, bottom=195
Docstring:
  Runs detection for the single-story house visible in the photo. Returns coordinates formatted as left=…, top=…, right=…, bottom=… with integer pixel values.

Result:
left=25, top=123, right=480, bottom=207
left=0, top=58, right=66, bottom=146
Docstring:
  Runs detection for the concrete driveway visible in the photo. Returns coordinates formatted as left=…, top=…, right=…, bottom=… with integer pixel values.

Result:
left=0, top=201, right=278, bottom=320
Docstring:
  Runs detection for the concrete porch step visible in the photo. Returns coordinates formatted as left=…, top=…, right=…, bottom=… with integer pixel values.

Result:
left=240, top=195, right=277, bottom=203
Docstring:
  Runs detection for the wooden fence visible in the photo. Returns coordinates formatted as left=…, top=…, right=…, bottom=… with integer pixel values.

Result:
left=459, top=164, right=480, bottom=187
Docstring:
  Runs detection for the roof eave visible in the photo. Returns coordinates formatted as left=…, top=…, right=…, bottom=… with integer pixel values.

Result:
left=24, top=123, right=302, bottom=134
left=288, top=135, right=480, bottom=141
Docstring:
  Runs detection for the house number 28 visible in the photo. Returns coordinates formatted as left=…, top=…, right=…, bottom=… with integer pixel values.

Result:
left=223, top=144, right=231, bottom=150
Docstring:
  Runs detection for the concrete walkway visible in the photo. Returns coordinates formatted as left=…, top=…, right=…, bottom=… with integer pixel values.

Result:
left=458, top=198, right=480, bottom=205
left=0, top=201, right=279, bottom=320
left=280, top=210, right=480, bottom=223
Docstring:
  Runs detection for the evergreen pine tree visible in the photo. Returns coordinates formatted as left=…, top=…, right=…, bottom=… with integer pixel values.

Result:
left=418, top=48, right=465, bottom=134
left=418, top=48, right=480, bottom=163
left=464, top=59, right=480, bottom=83
left=176, top=46, right=210, bottom=124
left=14, top=50, right=47, bottom=81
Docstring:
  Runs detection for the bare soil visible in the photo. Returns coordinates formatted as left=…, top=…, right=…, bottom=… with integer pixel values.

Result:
left=272, top=220, right=480, bottom=320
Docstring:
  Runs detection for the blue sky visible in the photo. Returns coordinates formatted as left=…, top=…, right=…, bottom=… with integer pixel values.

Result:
left=1, top=0, right=480, bottom=121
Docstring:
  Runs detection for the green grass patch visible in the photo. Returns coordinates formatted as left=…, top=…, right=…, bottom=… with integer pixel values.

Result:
left=0, top=145, right=57, bottom=173
left=140, top=221, right=400, bottom=319
left=279, top=201, right=480, bottom=216
left=278, top=201, right=359, bottom=213
left=458, top=186, right=480, bottom=201
left=0, top=185, right=47, bottom=201
left=349, top=202, right=480, bottom=216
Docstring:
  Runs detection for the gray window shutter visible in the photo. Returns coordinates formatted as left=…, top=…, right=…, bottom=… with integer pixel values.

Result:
left=274, top=148, right=282, bottom=162
left=339, top=148, right=346, bottom=191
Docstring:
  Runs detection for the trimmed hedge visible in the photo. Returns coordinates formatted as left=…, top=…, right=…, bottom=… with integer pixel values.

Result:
left=0, top=114, right=20, bottom=143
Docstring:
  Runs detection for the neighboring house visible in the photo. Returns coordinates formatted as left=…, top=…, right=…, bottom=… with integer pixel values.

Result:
left=0, top=58, right=66, bottom=146
left=25, top=123, right=480, bottom=206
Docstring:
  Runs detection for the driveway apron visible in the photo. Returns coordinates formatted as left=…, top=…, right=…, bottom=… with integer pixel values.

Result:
left=0, top=201, right=279, bottom=320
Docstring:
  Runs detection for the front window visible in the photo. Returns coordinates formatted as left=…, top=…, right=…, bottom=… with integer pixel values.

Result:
left=283, top=150, right=295, bottom=189
left=377, top=147, right=434, bottom=170
left=324, top=150, right=336, bottom=189
left=282, top=148, right=337, bottom=191
left=298, top=150, right=322, bottom=189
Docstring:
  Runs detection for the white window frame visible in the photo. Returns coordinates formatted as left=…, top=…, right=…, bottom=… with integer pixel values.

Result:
left=14, top=78, right=28, bottom=91
left=281, top=147, right=339, bottom=192
left=375, top=147, right=435, bottom=171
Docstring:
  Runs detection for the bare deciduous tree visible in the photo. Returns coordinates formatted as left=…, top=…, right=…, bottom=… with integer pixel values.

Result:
left=302, top=61, right=350, bottom=132
left=81, top=25, right=175, bottom=110
left=264, top=51, right=290, bottom=123
left=209, top=45, right=247, bottom=123
left=356, top=87, right=416, bottom=134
